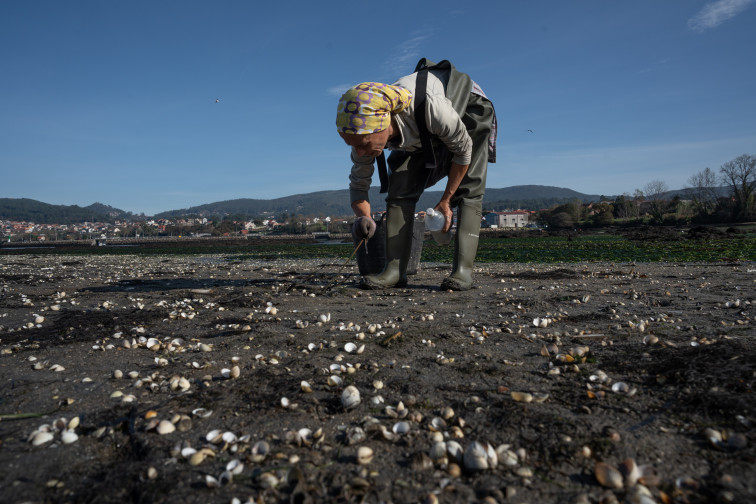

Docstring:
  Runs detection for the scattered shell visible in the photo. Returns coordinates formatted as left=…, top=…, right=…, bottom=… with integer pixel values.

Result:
left=429, top=441, right=447, bottom=461
left=618, top=457, right=641, bottom=487
left=611, top=382, right=630, bottom=394
left=463, top=441, right=496, bottom=471
left=61, top=430, right=79, bottom=444
left=226, top=459, right=244, bottom=475
left=250, top=440, right=270, bottom=462
left=192, top=408, right=213, bottom=418
left=511, top=391, right=533, bottom=403
left=357, top=446, right=374, bottom=465
left=32, top=431, right=55, bottom=446
left=156, top=420, right=176, bottom=435
left=341, top=385, right=361, bottom=409
left=595, top=461, right=623, bottom=489
left=392, top=421, right=410, bottom=435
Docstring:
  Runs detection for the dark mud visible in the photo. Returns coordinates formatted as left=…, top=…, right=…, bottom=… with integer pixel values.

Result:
left=0, top=255, right=754, bottom=503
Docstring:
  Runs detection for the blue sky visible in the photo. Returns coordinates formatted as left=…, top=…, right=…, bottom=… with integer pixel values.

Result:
left=1, top=0, right=755, bottom=216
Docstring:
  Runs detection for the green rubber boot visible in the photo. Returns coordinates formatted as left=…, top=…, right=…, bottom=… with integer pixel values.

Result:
left=361, top=202, right=415, bottom=289
left=440, top=201, right=482, bottom=291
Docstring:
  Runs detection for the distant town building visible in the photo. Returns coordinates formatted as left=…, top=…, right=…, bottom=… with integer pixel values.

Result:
left=484, top=211, right=530, bottom=228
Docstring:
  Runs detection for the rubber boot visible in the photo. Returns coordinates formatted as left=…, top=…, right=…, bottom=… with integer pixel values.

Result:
left=440, top=201, right=481, bottom=291
left=361, top=202, right=415, bottom=289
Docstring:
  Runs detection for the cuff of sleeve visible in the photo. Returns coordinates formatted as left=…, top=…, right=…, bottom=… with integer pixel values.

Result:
left=452, top=153, right=472, bottom=165
left=350, top=188, right=370, bottom=204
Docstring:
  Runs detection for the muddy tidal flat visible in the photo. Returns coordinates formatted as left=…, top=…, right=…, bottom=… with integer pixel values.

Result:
left=1, top=254, right=754, bottom=503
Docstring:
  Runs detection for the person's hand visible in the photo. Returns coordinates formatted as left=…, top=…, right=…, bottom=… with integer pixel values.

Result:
left=352, top=216, right=376, bottom=240
left=434, top=201, right=453, bottom=233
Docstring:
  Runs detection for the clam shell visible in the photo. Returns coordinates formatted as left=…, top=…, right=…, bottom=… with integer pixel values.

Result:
left=447, top=440, right=464, bottom=462
left=357, top=446, right=374, bottom=465
left=511, top=391, right=533, bottom=403
left=618, top=457, right=641, bottom=487
left=341, top=385, right=361, bottom=409
left=32, top=431, right=55, bottom=446
left=429, top=441, right=447, bottom=461
left=611, top=382, right=630, bottom=394
left=61, top=430, right=79, bottom=444
left=595, top=461, right=623, bottom=489
left=156, top=420, right=176, bottom=435
left=226, top=459, right=244, bottom=475
left=392, top=421, right=410, bottom=435
left=463, top=441, right=490, bottom=471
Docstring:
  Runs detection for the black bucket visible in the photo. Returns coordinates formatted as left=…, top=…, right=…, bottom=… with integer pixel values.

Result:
left=355, top=215, right=424, bottom=276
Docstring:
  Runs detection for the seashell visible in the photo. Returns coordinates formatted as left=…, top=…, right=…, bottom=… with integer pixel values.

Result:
left=34, top=315, right=45, bottom=324
left=611, top=382, right=630, bottom=394
left=156, top=420, right=176, bottom=435
left=32, top=431, right=55, bottom=446
left=318, top=313, right=331, bottom=323
left=463, top=441, right=491, bottom=471
left=300, top=380, right=312, bottom=393
left=250, top=440, right=270, bottom=462
left=226, top=459, right=244, bottom=475
left=121, top=394, right=136, bottom=403
left=429, top=441, right=447, bottom=461
left=357, top=446, right=374, bottom=465
left=347, top=426, right=366, bottom=445
left=392, top=421, right=410, bottom=435
left=440, top=406, right=455, bottom=420
left=447, top=440, right=464, bottom=462
left=298, top=428, right=313, bottom=445
left=595, top=461, right=623, bottom=489
left=618, top=457, right=641, bottom=487
left=181, top=447, right=197, bottom=458
left=192, top=408, right=213, bottom=418
left=221, top=431, right=237, bottom=444
left=625, top=484, right=655, bottom=504
left=259, top=472, right=279, bottom=489
left=429, top=417, right=447, bottom=432
left=49, top=364, right=65, bottom=372
left=206, top=429, right=223, bottom=444
left=643, top=335, right=659, bottom=345
left=341, top=385, right=361, bottom=409
left=61, top=430, right=79, bottom=444
left=67, top=416, right=80, bottom=430
left=205, top=475, right=219, bottom=488
left=511, top=391, right=533, bottom=403
left=532, top=392, right=550, bottom=403
left=411, top=452, right=434, bottom=471
left=177, top=416, right=192, bottom=432
left=344, top=342, right=357, bottom=353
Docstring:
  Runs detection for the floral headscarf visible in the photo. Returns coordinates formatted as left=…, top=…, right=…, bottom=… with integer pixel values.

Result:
left=336, top=82, right=412, bottom=134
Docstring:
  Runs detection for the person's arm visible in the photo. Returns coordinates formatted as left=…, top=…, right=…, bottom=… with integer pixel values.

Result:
left=435, top=162, right=469, bottom=232
left=352, top=199, right=372, bottom=217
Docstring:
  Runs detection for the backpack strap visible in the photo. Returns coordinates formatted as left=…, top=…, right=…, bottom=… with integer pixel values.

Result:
left=414, top=68, right=437, bottom=171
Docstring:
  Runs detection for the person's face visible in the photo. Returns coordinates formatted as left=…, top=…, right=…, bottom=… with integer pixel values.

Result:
left=339, top=129, right=391, bottom=157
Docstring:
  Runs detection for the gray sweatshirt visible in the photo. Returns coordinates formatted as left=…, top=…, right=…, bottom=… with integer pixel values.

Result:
left=349, top=71, right=473, bottom=204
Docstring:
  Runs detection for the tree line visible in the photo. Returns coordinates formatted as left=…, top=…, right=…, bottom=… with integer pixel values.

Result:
left=539, top=153, right=756, bottom=228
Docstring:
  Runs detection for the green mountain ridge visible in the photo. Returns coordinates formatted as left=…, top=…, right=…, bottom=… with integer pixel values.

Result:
left=0, top=185, right=636, bottom=223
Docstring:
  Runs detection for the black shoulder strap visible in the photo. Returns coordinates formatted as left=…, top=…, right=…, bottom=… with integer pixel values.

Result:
left=414, top=67, right=436, bottom=171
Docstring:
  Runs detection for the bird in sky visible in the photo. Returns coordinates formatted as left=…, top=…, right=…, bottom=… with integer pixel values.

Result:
left=527, top=129, right=534, bottom=133
left=215, top=99, right=219, bottom=103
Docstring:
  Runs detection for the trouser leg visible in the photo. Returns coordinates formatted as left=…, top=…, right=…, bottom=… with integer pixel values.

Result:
left=360, top=201, right=415, bottom=289
left=440, top=198, right=482, bottom=291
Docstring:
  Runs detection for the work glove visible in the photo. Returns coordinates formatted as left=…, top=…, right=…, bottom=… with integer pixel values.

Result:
left=352, top=216, right=376, bottom=240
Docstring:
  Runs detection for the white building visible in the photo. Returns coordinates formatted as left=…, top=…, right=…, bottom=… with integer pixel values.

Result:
left=485, top=211, right=530, bottom=228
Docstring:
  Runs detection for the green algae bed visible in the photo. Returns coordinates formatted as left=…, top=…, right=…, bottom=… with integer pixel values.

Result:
left=3, top=229, right=754, bottom=263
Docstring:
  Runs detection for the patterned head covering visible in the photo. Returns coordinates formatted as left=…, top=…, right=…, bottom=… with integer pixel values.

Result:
left=336, top=82, right=412, bottom=134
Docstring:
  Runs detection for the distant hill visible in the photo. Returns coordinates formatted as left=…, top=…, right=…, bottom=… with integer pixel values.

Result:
left=11, top=184, right=723, bottom=223
left=155, top=185, right=607, bottom=218
left=0, top=198, right=134, bottom=224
